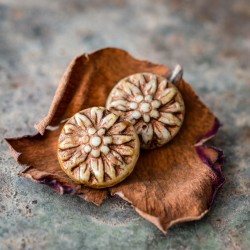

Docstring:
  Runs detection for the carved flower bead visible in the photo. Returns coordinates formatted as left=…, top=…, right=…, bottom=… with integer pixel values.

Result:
left=106, top=73, right=185, bottom=149
left=57, top=107, right=140, bottom=188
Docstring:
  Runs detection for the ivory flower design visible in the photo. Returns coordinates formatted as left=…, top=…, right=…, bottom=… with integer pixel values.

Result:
left=106, top=73, right=185, bottom=149
left=57, top=107, right=140, bottom=188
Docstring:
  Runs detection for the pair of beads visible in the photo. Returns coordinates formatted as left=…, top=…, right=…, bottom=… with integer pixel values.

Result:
left=58, top=70, right=185, bottom=188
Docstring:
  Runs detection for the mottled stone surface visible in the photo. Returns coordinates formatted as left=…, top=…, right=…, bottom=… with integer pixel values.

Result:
left=0, top=0, right=249, bottom=249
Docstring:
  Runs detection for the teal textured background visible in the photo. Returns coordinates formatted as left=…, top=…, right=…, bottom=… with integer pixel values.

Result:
left=0, top=0, right=249, bottom=249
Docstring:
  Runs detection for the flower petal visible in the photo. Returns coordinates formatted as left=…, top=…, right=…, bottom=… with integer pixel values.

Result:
left=157, top=79, right=168, bottom=92
left=112, top=135, right=134, bottom=145
left=90, top=158, right=104, bottom=183
left=123, top=81, right=141, bottom=96
left=129, top=73, right=145, bottom=85
left=153, top=121, right=171, bottom=145
left=74, top=113, right=93, bottom=129
left=100, top=113, right=118, bottom=130
left=108, top=121, right=130, bottom=134
left=79, top=163, right=91, bottom=182
left=144, top=75, right=157, bottom=96
left=58, top=148, right=76, bottom=161
left=159, top=87, right=177, bottom=105
left=109, top=100, right=129, bottom=111
left=105, top=162, right=116, bottom=179
left=114, top=145, right=134, bottom=156
left=161, top=102, right=184, bottom=113
left=63, top=123, right=77, bottom=134
left=113, top=89, right=127, bottom=98
left=159, top=113, right=182, bottom=126
left=90, top=107, right=104, bottom=125
left=112, top=151, right=125, bottom=165
left=107, top=151, right=124, bottom=166
left=59, top=136, right=80, bottom=150
left=64, top=151, right=87, bottom=170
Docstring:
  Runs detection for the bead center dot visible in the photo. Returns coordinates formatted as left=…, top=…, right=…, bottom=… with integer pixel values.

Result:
left=145, top=95, right=152, bottom=102
left=88, top=128, right=96, bottom=135
left=84, top=145, right=92, bottom=153
left=135, top=95, right=144, bottom=103
left=140, top=102, right=151, bottom=113
left=130, top=102, right=138, bottom=109
left=90, top=136, right=102, bottom=147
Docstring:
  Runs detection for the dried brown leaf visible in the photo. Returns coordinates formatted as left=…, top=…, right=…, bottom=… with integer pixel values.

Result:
left=5, top=48, right=224, bottom=233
